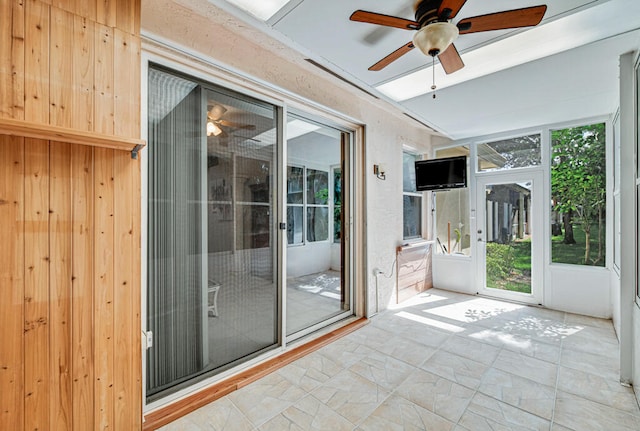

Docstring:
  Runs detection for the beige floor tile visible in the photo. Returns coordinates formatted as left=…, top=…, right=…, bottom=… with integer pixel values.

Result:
left=421, top=349, right=489, bottom=390
left=348, top=349, right=416, bottom=391
left=228, top=372, right=307, bottom=427
left=277, top=351, right=343, bottom=392
left=440, top=334, right=501, bottom=365
left=503, top=335, right=561, bottom=363
left=182, top=397, right=256, bottom=431
left=457, top=392, right=550, bottom=431
left=258, top=395, right=353, bottom=431
left=557, top=366, right=640, bottom=414
left=553, top=391, right=640, bottom=431
left=559, top=348, right=619, bottom=381
left=478, top=368, right=555, bottom=420
left=395, top=368, right=475, bottom=423
left=493, top=349, right=558, bottom=387
left=311, top=369, right=390, bottom=425
left=315, top=337, right=376, bottom=369
left=356, top=394, right=454, bottom=431
left=370, top=333, right=437, bottom=367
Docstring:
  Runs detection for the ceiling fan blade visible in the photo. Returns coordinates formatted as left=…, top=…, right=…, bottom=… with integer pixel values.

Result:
left=438, top=0, right=468, bottom=19
left=218, top=120, right=256, bottom=130
left=457, top=5, right=547, bottom=35
left=350, top=10, right=419, bottom=31
left=438, top=43, right=464, bottom=74
left=368, top=41, right=415, bottom=71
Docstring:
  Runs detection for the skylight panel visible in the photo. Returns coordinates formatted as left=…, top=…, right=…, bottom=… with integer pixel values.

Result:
left=224, top=0, right=290, bottom=21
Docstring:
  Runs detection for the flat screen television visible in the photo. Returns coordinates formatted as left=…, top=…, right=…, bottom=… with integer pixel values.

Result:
left=414, top=156, right=467, bottom=191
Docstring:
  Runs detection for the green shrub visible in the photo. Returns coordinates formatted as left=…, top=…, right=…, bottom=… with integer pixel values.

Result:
left=486, top=242, right=515, bottom=281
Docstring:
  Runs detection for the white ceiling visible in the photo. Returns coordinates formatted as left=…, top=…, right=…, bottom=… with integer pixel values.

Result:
left=215, top=0, right=640, bottom=140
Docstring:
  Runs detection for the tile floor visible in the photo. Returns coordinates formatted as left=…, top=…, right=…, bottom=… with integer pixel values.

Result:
left=158, top=289, right=640, bottom=431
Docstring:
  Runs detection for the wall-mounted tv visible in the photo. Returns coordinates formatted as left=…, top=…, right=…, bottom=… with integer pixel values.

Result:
left=414, top=156, right=467, bottom=191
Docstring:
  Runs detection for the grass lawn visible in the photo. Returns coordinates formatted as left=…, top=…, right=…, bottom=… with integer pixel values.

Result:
left=552, top=223, right=605, bottom=267
left=486, top=223, right=605, bottom=294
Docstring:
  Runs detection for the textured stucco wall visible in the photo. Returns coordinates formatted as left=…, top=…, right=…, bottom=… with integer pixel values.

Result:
left=142, top=0, right=449, bottom=314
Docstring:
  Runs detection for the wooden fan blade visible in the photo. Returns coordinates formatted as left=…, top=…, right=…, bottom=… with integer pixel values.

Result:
left=368, top=41, right=415, bottom=71
left=218, top=120, right=256, bottom=130
left=438, top=43, right=464, bottom=74
left=438, top=0, right=468, bottom=19
left=350, top=10, right=419, bottom=31
left=458, top=5, right=547, bottom=35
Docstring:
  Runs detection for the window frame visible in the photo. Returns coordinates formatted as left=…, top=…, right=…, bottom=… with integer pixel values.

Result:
left=402, top=151, right=423, bottom=241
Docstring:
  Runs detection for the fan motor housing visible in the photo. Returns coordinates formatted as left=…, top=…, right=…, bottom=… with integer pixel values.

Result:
left=414, top=0, right=444, bottom=27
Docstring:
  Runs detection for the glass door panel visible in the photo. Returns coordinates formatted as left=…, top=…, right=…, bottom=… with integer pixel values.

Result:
left=147, top=67, right=279, bottom=402
left=477, top=172, right=542, bottom=304
left=285, top=115, right=351, bottom=338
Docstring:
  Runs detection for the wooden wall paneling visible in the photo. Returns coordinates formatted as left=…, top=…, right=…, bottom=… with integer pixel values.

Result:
left=116, top=0, right=137, bottom=35
left=11, top=0, right=26, bottom=121
left=23, top=138, right=51, bottom=431
left=0, top=136, right=25, bottom=431
left=132, top=151, right=142, bottom=425
left=96, top=0, right=116, bottom=28
left=76, top=0, right=97, bottom=23
left=0, top=0, right=13, bottom=118
left=95, top=24, right=115, bottom=135
left=114, top=28, right=140, bottom=138
left=72, top=15, right=95, bottom=132
left=71, top=145, right=95, bottom=431
left=24, top=0, right=50, bottom=124
left=94, top=147, right=115, bottom=431
left=0, top=0, right=26, bottom=120
left=49, top=142, right=73, bottom=431
left=50, top=6, right=74, bottom=128
left=114, top=152, right=139, bottom=430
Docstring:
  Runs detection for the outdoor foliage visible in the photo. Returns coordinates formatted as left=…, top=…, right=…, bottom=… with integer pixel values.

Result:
left=486, top=241, right=531, bottom=293
left=551, top=123, right=606, bottom=266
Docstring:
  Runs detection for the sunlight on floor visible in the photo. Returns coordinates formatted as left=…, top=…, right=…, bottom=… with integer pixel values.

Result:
left=395, top=310, right=466, bottom=333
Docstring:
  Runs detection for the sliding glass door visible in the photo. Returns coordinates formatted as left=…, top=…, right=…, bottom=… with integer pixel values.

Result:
left=145, top=65, right=355, bottom=403
left=285, top=114, right=352, bottom=338
left=147, top=67, right=279, bottom=401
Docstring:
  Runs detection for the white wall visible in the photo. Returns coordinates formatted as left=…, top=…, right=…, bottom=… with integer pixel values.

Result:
left=546, top=266, right=611, bottom=318
left=432, top=255, right=474, bottom=295
left=142, top=0, right=439, bottom=316
left=286, top=243, right=331, bottom=278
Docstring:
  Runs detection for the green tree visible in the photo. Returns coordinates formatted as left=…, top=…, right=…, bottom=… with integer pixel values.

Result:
left=551, top=123, right=606, bottom=265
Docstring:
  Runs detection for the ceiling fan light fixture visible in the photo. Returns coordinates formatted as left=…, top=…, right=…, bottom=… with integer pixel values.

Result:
left=412, top=22, right=459, bottom=57
left=207, top=121, right=223, bottom=137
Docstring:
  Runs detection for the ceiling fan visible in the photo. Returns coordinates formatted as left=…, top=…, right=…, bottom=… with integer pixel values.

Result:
left=206, top=104, right=255, bottom=138
left=350, top=0, right=547, bottom=74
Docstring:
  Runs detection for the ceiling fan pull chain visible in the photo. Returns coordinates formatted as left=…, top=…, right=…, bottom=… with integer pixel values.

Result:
left=431, top=55, right=437, bottom=99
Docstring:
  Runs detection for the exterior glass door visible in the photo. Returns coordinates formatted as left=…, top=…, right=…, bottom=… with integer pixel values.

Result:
left=476, top=172, right=543, bottom=304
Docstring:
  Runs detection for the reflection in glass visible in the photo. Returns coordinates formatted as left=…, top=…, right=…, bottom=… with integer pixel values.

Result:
left=403, top=195, right=422, bottom=239
left=478, top=135, right=541, bottom=172
left=146, top=67, right=278, bottom=401
left=285, top=114, right=350, bottom=337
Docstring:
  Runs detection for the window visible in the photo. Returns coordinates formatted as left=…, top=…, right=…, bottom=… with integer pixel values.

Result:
left=550, top=123, right=606, bottom=267
left=478, top=134, right=541, bottom=172
left=434, top=146, right=471, bottom=255
left=285, top=166, right=330, bottom=245
left=403, top=152, right=422, bottom=240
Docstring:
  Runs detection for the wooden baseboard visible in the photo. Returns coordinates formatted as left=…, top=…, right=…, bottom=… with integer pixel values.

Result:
left=142, top=317, right=369, bottom=430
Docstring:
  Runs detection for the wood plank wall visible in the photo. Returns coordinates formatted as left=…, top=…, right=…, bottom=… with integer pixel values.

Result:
left=396, top=242, right=433, bottom=303
left=0, top=1, right=142, bottom=430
